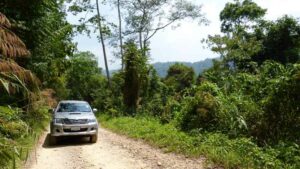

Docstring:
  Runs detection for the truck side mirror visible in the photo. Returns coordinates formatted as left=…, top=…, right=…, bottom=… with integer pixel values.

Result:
left=92, top=108, right=98, bottom=113
left=48, top=108, right=54, bottom=114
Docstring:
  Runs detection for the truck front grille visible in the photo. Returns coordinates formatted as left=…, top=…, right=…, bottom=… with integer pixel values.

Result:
left=63, top=128, right=88, bottom=132
left=63, top=119, right=88, bottom=124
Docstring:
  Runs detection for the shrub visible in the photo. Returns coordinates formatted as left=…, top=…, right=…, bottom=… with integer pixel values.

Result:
left=164, top=63, right=195, bottom=92
left=141, top=93, right=165, bottom=118
left=161, top=97, right=180, bottom=123
left=177, top=82, right=220, bottom=131
left=259, top=63, right=300, bottom=142
left=0, top=107, right=28, bottom=139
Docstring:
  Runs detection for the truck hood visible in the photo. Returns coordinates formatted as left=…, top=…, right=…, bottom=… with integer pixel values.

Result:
left=54, top=112, right=95, bottom=119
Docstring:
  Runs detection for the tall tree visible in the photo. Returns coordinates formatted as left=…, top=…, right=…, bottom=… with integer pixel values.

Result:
left=96, top=0, right=111, bottom=86
left=123, top=41, right=148, bottom=114
left=208, top=0, right=300, bottom=69
left=67, top=51, right=103, bottom=102
left=123, top=0, right=208, bottom=55
left=68, top=0, right=112, bottom=87
left=117, top=0, right=124, bottom=70
left=253, top=16, right=300, bottom=64
left=220, top=0, right=266, bottom=34
left=207, top=0, right=267, bottom=70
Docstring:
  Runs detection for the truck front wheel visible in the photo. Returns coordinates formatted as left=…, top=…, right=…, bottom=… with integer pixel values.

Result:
left=90, top=134, right=98, bottom=143
left=49, top=135, right=57, bottom=146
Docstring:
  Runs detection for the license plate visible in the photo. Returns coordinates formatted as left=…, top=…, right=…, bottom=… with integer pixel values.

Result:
left=71, top=127, right=80, bottom=131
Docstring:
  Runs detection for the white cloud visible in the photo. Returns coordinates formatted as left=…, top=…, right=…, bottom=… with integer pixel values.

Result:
left=255, top=0, right=300, bottom=20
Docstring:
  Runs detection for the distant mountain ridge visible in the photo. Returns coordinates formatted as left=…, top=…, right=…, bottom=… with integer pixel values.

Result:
left=109, top=58, right=218, bottom=77
left=152, top=58, right=217, bottom=77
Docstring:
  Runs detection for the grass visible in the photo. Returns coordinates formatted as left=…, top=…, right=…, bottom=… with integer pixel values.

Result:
left=0, top=106, right=50, bottom=169
left=99, top=114, right=299, bottom=169
left=14, top=118, right=49, bottom=168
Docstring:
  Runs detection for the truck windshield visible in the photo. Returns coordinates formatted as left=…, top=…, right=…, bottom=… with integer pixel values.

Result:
left=57, top=103, right=91, bottom=112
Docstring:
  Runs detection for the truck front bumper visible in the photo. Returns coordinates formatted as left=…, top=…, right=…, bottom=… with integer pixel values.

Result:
left=50, top=123, right=98, bottom=137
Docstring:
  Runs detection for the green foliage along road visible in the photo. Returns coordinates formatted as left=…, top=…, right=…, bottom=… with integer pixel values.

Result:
left=1, top=0, right=300, bottom=168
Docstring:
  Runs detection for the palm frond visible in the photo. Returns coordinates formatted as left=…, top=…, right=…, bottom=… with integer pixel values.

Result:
left=0, top=13, right=39, bottom=94
left=0, top=12, right=30, bottom=58
left=0, top=60, right=40, bottom=93
left=0, top=72, right=29, bottom=94
left=0, top=59, right=24, bottom=72
left=0, top=12, right=11, bottom=28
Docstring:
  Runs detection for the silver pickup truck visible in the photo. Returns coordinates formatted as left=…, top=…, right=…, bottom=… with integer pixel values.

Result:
left=49, top=100, right=99, bottom=145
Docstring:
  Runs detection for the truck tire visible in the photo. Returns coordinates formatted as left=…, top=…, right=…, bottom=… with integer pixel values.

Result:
left=90, top=134, right=98, bottom=143
left=49, top=135, right=57, bottom=146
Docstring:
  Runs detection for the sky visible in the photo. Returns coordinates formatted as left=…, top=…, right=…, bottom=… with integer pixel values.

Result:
left=67, top=0, right=300, bottom=69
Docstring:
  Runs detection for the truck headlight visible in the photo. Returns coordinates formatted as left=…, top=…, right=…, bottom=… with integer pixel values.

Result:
left=88, top=119, right=96, bottom=123
left=55, top=118, right=63, bottom=124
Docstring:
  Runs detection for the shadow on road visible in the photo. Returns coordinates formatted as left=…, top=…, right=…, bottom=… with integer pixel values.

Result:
left=43, top=134, right=93, bottom=148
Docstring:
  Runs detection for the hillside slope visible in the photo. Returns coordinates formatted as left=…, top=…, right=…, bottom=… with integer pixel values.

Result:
left=152, top=58, right=217, bottom=77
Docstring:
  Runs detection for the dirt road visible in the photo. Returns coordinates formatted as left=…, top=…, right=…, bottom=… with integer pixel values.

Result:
left=24, top=128, right=204, bottom=169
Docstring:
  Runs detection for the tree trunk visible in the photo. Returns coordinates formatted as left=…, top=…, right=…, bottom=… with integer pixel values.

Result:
left=139, top=31, right=143, bottom=50
left=96, top=0, right=111, bottom=87
left=143, top=39, right=147, bottom=57
left=117, top=0, right=124, bottom=70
